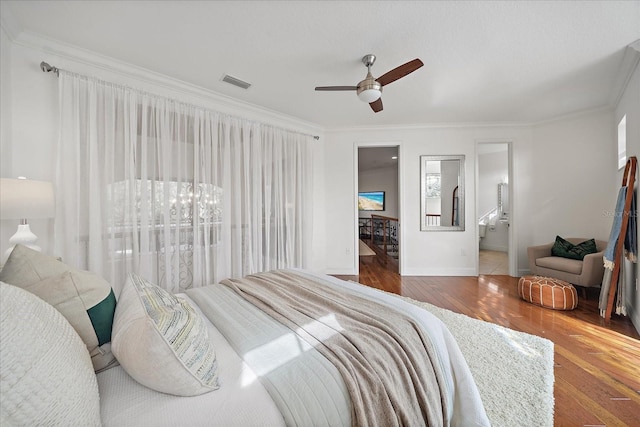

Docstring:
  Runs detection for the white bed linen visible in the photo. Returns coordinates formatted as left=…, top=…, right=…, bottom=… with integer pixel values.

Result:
left=98, top=271, right=488, bottom=426
left=293, top=270, right=489, bottom=427
left=97, top=293, right=286, bottom=427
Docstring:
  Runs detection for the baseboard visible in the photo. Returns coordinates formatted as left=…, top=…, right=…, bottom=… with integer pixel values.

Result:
left=479, top=244, right=508, bottom=252
left=518, top=269, right=532, bottom=277
left=628, top=303, right=640, bottom=336
left=401, top=267, right=476, bottom=276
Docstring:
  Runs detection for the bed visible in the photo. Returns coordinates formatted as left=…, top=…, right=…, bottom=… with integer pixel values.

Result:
left=101, top=270, right=489, bottom=426
left=1, top=245, right=490, bottom=426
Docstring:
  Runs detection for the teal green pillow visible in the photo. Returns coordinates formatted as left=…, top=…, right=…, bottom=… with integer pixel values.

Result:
left=0, top=245, right=117, bottom=372
left=551, top=236, right=598, bottom=260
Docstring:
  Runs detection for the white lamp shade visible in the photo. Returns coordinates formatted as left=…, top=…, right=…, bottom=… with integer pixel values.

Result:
left=357, top=88, right=382, bottom=103
left=0, top=178, right=55, bottom=220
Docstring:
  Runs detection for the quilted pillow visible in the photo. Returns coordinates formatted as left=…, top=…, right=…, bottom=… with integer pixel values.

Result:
left=111, top=273, right=219, bottom=396
left=0, top=244, right=117, bottom=372
left=0, top=282, right=101, bottom=426
left=551, top=236, right=598, bottom=260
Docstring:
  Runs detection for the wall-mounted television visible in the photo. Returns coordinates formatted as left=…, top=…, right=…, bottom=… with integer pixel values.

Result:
left=358, top=191, right=385, bottom=211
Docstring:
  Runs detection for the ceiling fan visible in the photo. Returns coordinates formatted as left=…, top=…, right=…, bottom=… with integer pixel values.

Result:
left=315, top=54, right=424, bottom=113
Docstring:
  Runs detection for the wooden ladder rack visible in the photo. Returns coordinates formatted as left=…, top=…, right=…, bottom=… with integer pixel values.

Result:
left=603, top=156, right=637, bottom=321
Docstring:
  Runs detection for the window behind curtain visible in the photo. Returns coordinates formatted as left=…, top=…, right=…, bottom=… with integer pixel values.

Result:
left=55, top=72, right=313, bottom=295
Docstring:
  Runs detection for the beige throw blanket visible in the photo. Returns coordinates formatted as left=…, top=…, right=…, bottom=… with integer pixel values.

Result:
left=221, top=270, right=448, bottom=427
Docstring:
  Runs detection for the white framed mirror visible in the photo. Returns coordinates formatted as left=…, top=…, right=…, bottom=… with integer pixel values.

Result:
left=420, top=155, right=465, bottom=231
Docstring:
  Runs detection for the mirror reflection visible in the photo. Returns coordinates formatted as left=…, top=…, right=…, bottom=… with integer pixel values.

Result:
left=420, top=155, right=465, bottom=231
left=498, top=182, right=509, bottom=220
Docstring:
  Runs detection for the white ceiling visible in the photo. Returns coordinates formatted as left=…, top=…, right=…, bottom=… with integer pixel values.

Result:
left=3, top=1, right=640, bottom=129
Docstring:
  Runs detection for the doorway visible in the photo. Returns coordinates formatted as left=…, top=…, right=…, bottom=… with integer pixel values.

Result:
left=477, top=142, right=513, bottom=275
left=355, top=145, right=400, bottom=276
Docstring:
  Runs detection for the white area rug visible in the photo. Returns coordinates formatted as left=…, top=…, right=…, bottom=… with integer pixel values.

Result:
left=401, top=295, right=555, bottom=427
left=358, top=239, right=376, bottom=256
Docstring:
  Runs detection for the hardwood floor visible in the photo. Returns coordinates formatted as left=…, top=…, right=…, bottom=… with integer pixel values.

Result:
left=336, top=251, right=640, bottom=426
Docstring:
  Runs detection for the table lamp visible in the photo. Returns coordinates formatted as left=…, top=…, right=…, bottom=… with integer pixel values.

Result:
left=1, top=177, right=55, bottom=256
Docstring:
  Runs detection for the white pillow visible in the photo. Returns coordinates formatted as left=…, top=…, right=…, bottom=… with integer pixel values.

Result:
left=0, top=245, right=117, bottom=372
left=0, top=282, right=101, bottom=426
left=111, top=273, right=220, bottom=396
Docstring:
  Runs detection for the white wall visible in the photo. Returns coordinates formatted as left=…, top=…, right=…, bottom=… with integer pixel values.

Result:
left=615, top=45, right=640, bottom=333
left=324, top=109, right=617, bottom=276
left=0, top=32, right=60, bottom=258
left=529, top=111, right=617, bottom=244
left=0, top=26, right=16, bottom=257
left=324, top=126, right=536, bottom=275
left=1, top=25, right=12, bottom=178
left=358, top=165, right=398, bottom=219
left=0, top=26, right=58, bottom=258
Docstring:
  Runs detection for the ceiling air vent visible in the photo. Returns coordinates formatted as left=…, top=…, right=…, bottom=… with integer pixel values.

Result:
left=222, top=74, right=251, bottom=89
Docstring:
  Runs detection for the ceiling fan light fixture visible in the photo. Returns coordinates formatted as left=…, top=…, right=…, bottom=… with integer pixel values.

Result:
left=357, top=78, right=382, bottom=103
left=357, top=88, right=382, bottom=103
left=315, top=54, right=422, bottom=113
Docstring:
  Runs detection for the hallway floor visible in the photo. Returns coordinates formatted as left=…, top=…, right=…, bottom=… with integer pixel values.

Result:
left=479, top=249, right=508, bottom=275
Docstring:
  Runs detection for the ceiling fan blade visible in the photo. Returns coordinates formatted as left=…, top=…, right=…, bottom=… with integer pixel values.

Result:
left=370, top=98, right=383, bottom=113
left=315, top=86, right=357, bottom=91
left=376, top=59, right=424, bottom=87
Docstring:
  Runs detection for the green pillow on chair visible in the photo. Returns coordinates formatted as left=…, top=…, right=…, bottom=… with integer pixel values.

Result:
left=551, top=236, right=598, bottom=260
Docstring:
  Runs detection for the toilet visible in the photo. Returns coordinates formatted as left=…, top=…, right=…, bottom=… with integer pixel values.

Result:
left=479, top=223, right=487, bottom=238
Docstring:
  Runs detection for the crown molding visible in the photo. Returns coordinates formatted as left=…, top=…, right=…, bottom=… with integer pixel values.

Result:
left=530, top=105, right=614, bottom=127
left=326, top=105, right=616, bottom=134
left=326, top=120, right=531, bottom=134
left=11, top=30, right=324, bottom=138
left=0, top=2, right=23, bottom=41
left=610, top=39, right=640, bottom=108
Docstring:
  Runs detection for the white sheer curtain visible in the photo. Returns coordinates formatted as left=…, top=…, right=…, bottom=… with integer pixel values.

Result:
left=55, top=72, right=313, bottom=294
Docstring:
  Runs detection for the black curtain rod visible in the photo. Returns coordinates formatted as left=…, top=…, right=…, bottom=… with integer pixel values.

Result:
left=39, top=61, right=319, bottom=140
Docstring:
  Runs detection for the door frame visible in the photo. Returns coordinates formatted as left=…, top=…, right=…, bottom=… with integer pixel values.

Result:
left=475, top=140, right=516, bottom=276
left=353, top=141, right=403, bottom=276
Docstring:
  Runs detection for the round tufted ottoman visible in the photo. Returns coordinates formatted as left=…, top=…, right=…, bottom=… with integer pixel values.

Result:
left=518, top=275, right=578, bottom=310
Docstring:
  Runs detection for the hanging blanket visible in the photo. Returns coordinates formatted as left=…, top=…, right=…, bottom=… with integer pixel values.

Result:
left=220, top=270, right=450, bottom=427
left=625, top=188, right=637, bottom=263
left=599, top=187, right=637, bottom=316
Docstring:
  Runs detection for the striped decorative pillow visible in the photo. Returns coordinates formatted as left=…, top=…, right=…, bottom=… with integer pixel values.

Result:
left=111, top=273, right=219, bottom=396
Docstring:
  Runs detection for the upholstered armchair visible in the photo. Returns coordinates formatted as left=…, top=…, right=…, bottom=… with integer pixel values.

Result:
left=527, top=238, right=607, bottom=289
